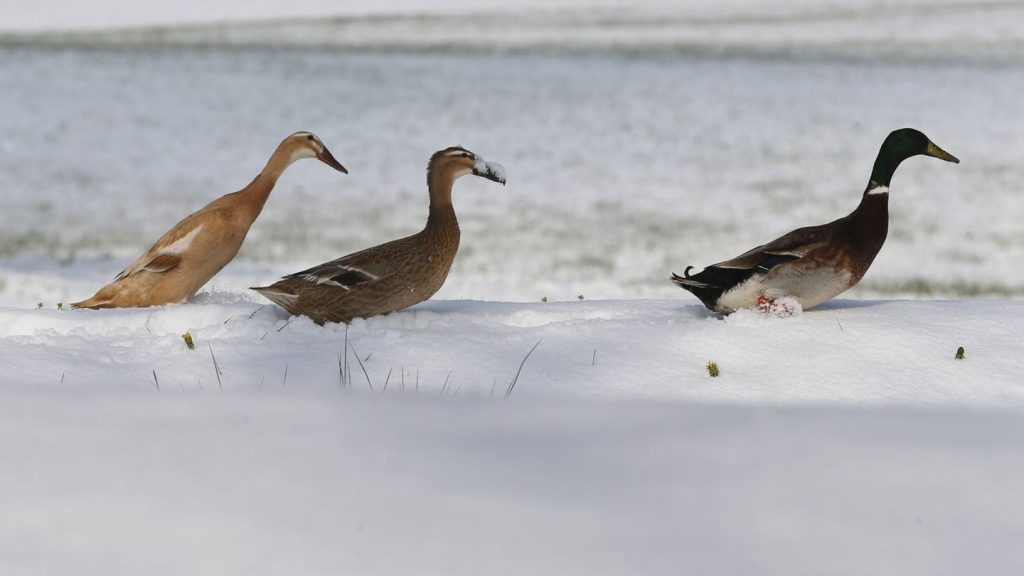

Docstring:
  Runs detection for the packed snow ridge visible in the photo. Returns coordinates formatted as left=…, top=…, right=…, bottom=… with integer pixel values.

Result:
left=2, top=296, right=1020, bottom=407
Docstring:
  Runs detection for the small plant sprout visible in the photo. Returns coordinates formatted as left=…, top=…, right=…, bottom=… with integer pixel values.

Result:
left=182, top=332, right=195, bottom=350
left=56, top=302, right=63, bottom=310
left=36, top=302, right=43, bottom=309
left=577, top=294, right=585, bottom=301
left=707, top=361, right=720, bottom=378
left=955, top=346, right=966, bottom=360
left=541, top=296, right=548, bottom=303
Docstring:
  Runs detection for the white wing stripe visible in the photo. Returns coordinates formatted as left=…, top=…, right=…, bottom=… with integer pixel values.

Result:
left=160, top=224, right=204, bottom=256
left=300, top=265, right=379, bottom=290
left=340, top=265, right=379, bottom=281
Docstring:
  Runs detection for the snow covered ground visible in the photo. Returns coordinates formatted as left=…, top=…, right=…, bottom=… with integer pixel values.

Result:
left=4, top=297, right=1022, bottom=406
left=3, top=297, right=1024, bottom=574
left=4, top=392, right=1024, bottom=575
left=3, top=297, right=1024, bottom=575
left=3, top=2, right=1024, bottom=574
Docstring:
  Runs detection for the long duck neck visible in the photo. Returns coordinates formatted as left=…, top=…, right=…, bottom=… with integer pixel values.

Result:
left=237, top=144, right=297, bottom=221
left=425, top=164, right=460, bottom=236
left=849, top=154, right=897, bottom=255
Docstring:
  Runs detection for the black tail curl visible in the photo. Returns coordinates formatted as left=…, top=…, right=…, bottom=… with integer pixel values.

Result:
left=672, top=265, right=760, bottom=311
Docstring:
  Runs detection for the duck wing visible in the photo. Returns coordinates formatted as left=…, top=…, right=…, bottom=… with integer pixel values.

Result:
left=113, top=217, right=208, bottom=280
left=709, top=224, right=832, bottom=272
left=281, top=241, right=414, bottom=291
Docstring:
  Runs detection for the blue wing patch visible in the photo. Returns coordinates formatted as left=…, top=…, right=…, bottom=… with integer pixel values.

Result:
left=756, top=254, right=800, bottom=273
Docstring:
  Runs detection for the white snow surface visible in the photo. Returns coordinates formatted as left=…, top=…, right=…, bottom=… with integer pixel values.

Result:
left=4, top=297, right=1021, bottom=405
left=2, top=392, right=1023, bottom=575
left=2, top=297, right=1024, bottom=575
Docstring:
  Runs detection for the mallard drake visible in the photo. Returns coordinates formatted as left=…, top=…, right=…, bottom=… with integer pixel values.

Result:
left=672, top=128, right=959, bottom=314
left=71, top=132, right=347, bottom=309
left=252, top=146, right=506, bottom=325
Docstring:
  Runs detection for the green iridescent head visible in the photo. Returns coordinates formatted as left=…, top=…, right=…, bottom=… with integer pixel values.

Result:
left=869, top=128, right=959, bottom=189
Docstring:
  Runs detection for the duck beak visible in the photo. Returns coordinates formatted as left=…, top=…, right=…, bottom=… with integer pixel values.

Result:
left=317, top=147, right=349, bottom=174
left=472, top=157, right=506, bottom=185
left=925, top=141, right=959, bottom=164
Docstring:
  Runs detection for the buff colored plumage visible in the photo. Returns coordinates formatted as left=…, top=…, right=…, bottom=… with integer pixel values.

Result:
left=72, top=132, right=347, bottom=309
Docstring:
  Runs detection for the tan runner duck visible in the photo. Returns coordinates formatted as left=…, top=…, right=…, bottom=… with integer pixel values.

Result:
left=72, top=132, right=347, bottom=309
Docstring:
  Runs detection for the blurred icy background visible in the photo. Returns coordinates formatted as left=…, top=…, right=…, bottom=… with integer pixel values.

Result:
left=1, top=0, right=1022, bottom=306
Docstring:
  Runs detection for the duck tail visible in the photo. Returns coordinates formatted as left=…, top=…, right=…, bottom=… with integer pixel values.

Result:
left=251, top=285, right=300, bottom=311
left=671, top=266, right=725, bottom=311
left=670, top=266, right=709, bottom=289
left=70, top=285, right=119, bottom=309
left=70, top=297, right=117, bottom=309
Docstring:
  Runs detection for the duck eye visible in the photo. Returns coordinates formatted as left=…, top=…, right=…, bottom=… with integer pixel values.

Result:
left=307, top=135, right=314, bottom=141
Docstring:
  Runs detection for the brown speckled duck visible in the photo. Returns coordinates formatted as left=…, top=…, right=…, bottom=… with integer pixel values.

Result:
left=672, top=128, right=959, bottom=313
left=252, top=146, right=506, bottom=325
left=72, top=132, right=347, bottom=309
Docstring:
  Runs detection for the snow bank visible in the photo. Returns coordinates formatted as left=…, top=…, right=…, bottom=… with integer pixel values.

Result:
left=4, top=298, right=1021, bottom=407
